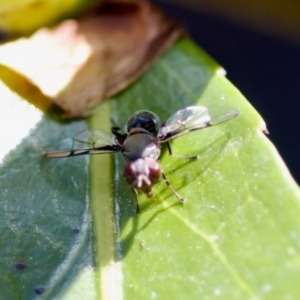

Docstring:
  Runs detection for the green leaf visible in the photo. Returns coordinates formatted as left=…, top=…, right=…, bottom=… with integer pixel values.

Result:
left=1, top=37, right=300, bottom=299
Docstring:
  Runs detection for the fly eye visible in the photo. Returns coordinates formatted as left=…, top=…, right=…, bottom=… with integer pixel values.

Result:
left=126, top=110, right=160, bottom=133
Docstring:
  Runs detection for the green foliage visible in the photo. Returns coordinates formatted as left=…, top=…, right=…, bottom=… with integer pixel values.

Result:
left=0, top=37, right=299, bottom=299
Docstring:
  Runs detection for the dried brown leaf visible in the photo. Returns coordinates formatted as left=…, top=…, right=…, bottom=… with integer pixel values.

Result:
left=0, top=0, right=182, bottom=117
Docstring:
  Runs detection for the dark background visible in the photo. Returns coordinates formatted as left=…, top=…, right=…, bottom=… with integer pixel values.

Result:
left=154, top=0, right=300, bottom=184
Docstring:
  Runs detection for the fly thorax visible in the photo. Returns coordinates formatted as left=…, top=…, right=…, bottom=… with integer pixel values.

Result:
left=124, top=157, right=162, bottom=197
left=123, top=133, right=161, bottom=161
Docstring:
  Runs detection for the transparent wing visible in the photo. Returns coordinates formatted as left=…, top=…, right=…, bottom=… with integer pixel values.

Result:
left=157, top=106, right=240, bottom=142
left=73, top=130, right=117, bottom=148
left=44, top=129, right=121, bottom=158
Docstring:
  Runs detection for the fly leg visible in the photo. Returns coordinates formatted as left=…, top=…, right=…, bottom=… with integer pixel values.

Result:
left=162, top=172, right=186, bottom=203
left=166, top=141, right=199, bottom=159
left=132, top=188, right=140, bottom=215
left=111, top=126, right=127, bottom=145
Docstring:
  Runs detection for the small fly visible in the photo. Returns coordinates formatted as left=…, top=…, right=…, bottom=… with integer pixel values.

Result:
left=45, top=106, right=239, bottom=214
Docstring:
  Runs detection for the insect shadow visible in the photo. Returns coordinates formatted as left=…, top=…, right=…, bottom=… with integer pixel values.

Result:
left=138, top=132, right=232, bottom=213
left=119, top=132, right=233, bottom=256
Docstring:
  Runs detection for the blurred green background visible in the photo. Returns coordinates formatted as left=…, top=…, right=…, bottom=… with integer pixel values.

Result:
left=154, top=0, right=300, bottom=184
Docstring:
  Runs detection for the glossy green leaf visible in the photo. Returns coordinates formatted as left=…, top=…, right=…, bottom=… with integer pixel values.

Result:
left=0, top=37, right=300, bottom=299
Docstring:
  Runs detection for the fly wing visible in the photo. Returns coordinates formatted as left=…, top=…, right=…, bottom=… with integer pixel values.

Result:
left=44, top=129, right=121, bottom=158
left=157, top=106, right=240, bottom=142
left=73, top=130, right=117, bottom=148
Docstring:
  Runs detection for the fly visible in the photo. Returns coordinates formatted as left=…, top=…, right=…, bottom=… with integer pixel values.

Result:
left=45, top=106, right=239, bottom=214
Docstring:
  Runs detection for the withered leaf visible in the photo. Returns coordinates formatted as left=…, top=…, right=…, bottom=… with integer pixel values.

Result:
left=0, top=0, right=182, bottom=117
